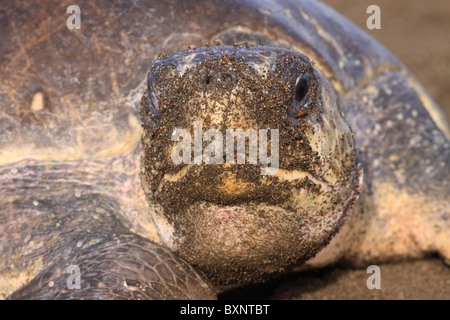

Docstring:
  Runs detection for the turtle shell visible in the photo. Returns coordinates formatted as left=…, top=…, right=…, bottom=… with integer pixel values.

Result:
left=2, top=0, right=448, bottom=166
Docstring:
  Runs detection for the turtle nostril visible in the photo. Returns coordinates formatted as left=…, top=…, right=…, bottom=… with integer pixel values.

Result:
left=203, top=74, right=212, bottom=85
left=202, top=73, right=234, bottom=87
left=223, top=74, right=232, bottom=85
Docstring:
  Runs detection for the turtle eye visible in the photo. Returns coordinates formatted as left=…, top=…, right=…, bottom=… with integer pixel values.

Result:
left=288, top=71, right=313, bottom=119
left=295, top=72, right=311, bottom=103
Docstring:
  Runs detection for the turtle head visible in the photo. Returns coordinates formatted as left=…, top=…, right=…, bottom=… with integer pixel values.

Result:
left=140, top=45, right=362, bottom=283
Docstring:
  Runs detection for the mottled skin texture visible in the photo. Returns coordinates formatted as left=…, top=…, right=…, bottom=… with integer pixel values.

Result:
left=0, top=149, right=215, bottom=299
left=0, top=0, right=449, bottom=299
left=307, top=69, right=450, bottom=268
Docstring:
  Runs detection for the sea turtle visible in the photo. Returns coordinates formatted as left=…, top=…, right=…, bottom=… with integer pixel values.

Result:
left=1, top=0, right=448, bottom=300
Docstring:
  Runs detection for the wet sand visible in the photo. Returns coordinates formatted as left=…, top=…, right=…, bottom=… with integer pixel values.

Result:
left=220, top=258, right=449, bottom=300
left=273, top=258, right=450, bottom=300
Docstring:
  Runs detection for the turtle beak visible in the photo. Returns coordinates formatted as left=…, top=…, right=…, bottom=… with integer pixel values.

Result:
left=156, top=162, right=289, bottom=207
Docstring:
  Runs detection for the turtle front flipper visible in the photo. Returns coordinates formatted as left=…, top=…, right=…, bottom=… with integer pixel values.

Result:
left=309, top=68, right=450, bottom=267
left=8, top=236, right=215, bottom=300
left=0, top=158, right=215, bottom=300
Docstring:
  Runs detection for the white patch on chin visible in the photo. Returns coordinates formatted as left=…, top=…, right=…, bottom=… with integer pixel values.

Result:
left=152, top=210, right=176, bottom=250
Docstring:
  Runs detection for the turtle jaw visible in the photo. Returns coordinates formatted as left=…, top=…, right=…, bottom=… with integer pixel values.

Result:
left=149, top=159, right=362, bottom=285
left=147, top=156, right=361, bottom=285
left=171, top=201, right=330, bottom=284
